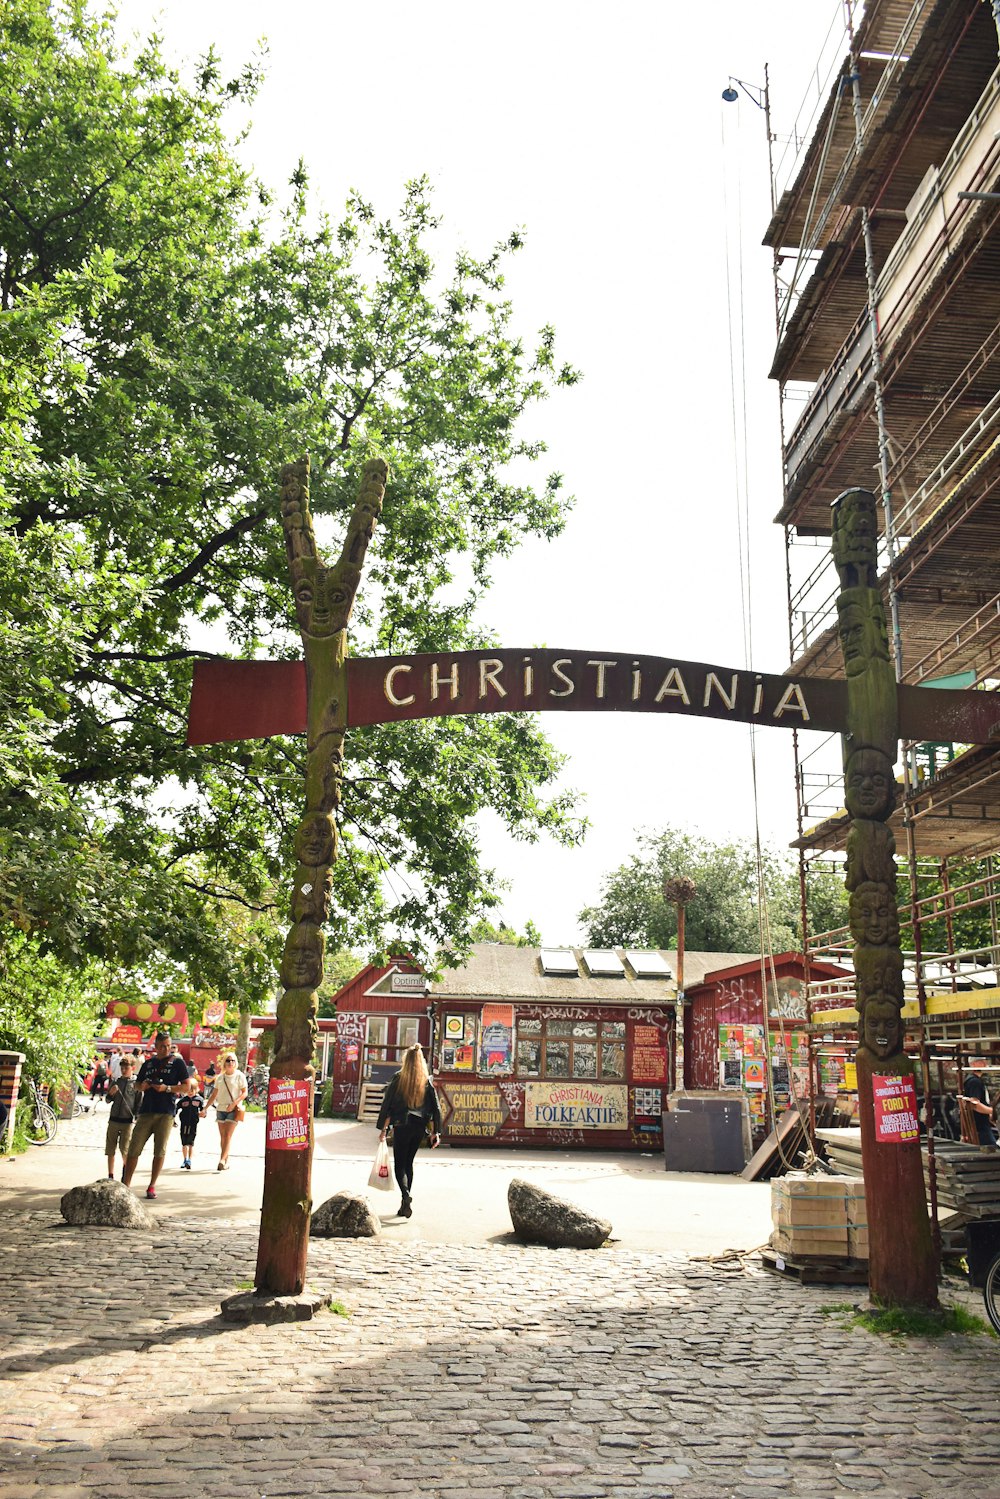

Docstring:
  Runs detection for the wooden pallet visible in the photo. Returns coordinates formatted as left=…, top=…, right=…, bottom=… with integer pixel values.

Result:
left=760, top=1248, right=869, bottom=1285
left=357, top=1082, right=385, bottom=1123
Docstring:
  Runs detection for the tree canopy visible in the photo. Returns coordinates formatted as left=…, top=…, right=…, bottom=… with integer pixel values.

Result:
left=579, top=826, right=848, bottom=954
left=0, top=0, right=582, bottom=1056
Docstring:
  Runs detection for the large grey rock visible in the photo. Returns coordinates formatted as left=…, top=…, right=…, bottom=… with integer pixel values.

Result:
left=60, top=1179, right=154, bottom=1229
left=311, top=1190, right=381, bottom=1238
left=507, top=1178, right=612, bottom=1249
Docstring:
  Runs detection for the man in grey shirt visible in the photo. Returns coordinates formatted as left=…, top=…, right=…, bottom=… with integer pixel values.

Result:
left=105, top=1057, right=138, bottom=1179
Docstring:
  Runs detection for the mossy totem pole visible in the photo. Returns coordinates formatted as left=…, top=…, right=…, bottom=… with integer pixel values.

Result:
left=833, top=487, right=937, bottom=1308
left=255, top=454, right=388, bottom=1296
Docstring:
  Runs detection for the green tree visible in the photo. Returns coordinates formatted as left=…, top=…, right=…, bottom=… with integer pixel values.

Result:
left=467, top=917, right=543, bottom=947
left=579, top=827, right=848, bottom=954
left=0, top=0, right=583, bottom=1052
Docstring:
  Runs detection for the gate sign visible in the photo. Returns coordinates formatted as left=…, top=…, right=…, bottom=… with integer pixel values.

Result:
left=872, top=1074, right=920, bottom=1143
left=186, top=648, right=1000, bottom=746
left=266, top=1077, right=311, bottom=1150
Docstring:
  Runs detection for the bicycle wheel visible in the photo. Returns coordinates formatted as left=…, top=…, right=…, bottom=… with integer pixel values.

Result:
left=26, top=1103, right=58, bottom=1145
left=983, top=1252, right=1000, bottom=1336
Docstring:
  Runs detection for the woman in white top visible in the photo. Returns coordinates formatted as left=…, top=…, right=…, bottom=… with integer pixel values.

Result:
left=201, top=1052, right=248, bottom=1170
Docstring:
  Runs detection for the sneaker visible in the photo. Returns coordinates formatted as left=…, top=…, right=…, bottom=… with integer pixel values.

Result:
left=145, top=1187, right=156, bottom=1199
left=107, top=1173, right=115, bottom=1180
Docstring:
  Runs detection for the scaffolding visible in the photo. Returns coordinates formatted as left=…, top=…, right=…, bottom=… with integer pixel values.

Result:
left=766, top=0, right=1000, bottom=1110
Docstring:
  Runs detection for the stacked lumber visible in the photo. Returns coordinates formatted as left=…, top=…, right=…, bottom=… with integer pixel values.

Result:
left=815, top=1126, right=863, bottom=1177
left=770, top=1173, right=867, bottom=1262
left=925, top=1141, right=1000, bottom=1219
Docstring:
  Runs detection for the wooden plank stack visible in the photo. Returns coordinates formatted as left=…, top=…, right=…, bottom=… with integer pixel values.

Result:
left=815, top=1127, right=1000, bottom=1254
left=770, top=1173, right=868, bottom=1263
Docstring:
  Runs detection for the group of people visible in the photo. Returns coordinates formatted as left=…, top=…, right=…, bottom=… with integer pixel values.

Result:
left=104, top=1033, right=248, bottom=1198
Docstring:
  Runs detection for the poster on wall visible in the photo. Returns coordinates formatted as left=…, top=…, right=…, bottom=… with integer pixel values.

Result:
left=632, top=1024, right=667, bottom=1083
left=633, top=1087, right=662, bottom=1117
left=443, top=1015, right=477, bottom=1072
left=525, top=1082, right=628, bottom=1130
left=743, top=1058, right=765, bottom=1091
left=720, top=1057, right=742, bottom=1089
left=479, top=1004, right=514, bottom=1075
left=266, top=1077, right=311, bottom=1150
left=872, top=1073, right=919, bottom=1142
left=440, top=1081, right=508, bottom=1137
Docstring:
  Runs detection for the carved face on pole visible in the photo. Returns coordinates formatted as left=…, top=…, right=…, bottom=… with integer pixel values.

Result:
left=845, top=748, right=895, bottom=820
left=856, top=945, right=905, bottom=1007
left=832, top=490, right=878, bottom=586
left=860, top=997, right=904, bottom=1060
left=290, top=557, right=350, bottom=639
left=837, top=592, right=890, bottom=678
left=294, top=813, right=335, bottom=868
left=280, top=923, right=325, bottom=990
left=849, top=881, right=899, bottom=947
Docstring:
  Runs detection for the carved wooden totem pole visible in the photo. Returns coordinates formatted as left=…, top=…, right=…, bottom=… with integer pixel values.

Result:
left=833, top=487, right=937, bottom=1307
left=255, top=454, right=388, bottom=1295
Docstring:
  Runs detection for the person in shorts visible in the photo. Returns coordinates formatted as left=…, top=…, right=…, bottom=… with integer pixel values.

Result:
left=105, top=1056, right=138, bottom=1178
left=176, top=1078, right=205, bottom=1169
left=122, top=1032, right=190, bottom=1198
left=201, top=1052, right=247, bottom=1171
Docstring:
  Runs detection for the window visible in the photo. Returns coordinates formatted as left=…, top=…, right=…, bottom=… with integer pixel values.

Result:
left=515, top=1017, right=626, bottom=1080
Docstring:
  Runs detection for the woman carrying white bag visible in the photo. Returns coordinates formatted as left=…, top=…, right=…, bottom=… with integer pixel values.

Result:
left=374, top=1044, right=441, bottom=1218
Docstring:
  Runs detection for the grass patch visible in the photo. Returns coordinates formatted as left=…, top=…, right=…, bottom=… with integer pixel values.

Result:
left=326, top=1299, right=351, bottom=1318
left=233, top=1279, right=255, bottom=1291
left=820, top=1299, right=993, bottom=1337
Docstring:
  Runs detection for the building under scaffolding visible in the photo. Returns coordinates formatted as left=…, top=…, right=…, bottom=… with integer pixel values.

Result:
left=765, top=0, right=1000, bottom=1114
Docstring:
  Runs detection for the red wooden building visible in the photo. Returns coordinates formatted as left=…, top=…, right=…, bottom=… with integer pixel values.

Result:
left=683, top=952, right=852, bottom=1139
left=326, top=957, right=431, bottom=1116
left=427, top=944, right=738, bottom=1150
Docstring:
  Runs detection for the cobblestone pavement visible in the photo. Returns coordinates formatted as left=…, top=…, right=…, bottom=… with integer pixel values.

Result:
left=2, top=1207, right=999, bottom=1499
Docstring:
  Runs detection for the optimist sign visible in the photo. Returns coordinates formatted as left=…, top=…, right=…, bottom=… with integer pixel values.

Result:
left=872, top=1074, right=920, bottom=1143
left=266, top=1077, right=311, bottom=1150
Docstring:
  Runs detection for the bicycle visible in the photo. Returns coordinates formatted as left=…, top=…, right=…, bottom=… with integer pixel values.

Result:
left=246, top=1065, right=270, bottom=1107
left=24, top=1079, right=58, bottom=1145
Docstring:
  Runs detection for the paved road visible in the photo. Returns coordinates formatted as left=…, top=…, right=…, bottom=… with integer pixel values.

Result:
left=2, top=1108, right=998, bottom=1499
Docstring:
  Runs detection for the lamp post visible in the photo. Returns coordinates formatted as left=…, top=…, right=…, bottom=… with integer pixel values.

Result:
left=664, top=876, right=697, bottom=1092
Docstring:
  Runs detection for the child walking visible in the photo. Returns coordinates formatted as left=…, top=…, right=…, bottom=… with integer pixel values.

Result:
left=177, top=1078, right=205, bottom=1170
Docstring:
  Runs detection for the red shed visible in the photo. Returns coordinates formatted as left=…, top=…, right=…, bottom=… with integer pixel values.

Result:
left=684, top=952, right=852, bottom=1139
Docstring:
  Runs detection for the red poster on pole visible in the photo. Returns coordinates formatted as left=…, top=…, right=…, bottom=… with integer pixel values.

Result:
left=872, top=1073, right=919, bottom=1143
left=266, top=1077, right=311, bottom=1150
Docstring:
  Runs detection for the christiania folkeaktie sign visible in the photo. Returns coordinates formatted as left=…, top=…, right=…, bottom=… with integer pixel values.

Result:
left=525, top=1083, right=628, bottom=1130
left=187, top=647, right=1000, bottom=746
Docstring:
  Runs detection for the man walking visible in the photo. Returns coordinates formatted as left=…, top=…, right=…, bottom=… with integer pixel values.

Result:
left=105, top=1056, right=137, bottom=1178
left=122, top=1033, right=189, bottom=1198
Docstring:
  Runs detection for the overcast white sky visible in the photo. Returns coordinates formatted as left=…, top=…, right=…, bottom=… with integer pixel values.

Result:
left=117, top=0, right=847, bottom=943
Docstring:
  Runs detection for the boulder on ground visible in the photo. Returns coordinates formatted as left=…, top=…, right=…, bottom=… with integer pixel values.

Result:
left=508, top=1177, right=611, bottom=1249
left=60, top=1179, right=154, bottom=1229
left=311, top=1191, right=381, bottom=1238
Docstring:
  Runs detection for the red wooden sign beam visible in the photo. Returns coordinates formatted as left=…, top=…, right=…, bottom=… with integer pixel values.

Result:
left=186, top=648, right=1000, bottom=747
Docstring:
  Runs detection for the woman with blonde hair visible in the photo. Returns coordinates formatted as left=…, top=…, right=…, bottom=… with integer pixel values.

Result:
left=377, top=1044, right=441, bottom=1217
left=201, top=1052, right=247, bottom=1171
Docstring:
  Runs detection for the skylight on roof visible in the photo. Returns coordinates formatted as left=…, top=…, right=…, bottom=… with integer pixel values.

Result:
left=582, top=949, right=625, bottom=977
left=625, top=950, right=671, bottom=978
left=540, top=948, right=579, bottom=976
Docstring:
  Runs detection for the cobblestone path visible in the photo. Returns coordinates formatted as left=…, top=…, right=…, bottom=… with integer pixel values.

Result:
left=1, top=1208, right=998, bottom=1499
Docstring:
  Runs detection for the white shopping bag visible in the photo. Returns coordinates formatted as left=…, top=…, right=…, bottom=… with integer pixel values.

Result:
left=368, top=1138, right=395, bottom=1192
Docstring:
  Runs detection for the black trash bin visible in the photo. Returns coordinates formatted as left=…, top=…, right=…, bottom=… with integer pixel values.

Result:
left=966, top=1219, right=1000, bottom=1287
